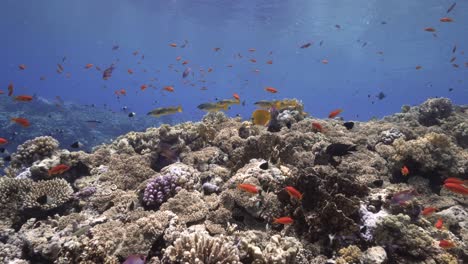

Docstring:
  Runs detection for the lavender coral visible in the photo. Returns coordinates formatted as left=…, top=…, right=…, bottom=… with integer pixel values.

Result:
left=143, top=174, right=181, bottom=208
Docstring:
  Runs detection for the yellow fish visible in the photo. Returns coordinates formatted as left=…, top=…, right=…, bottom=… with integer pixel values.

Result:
left=147, top=106, right=182, bottom=117
left=252, top=109, right=271, bottom=126
left=197, top=102, right=229, bottom=112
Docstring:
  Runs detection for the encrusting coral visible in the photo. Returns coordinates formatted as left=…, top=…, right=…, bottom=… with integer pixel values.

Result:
left=0, top=97, right=467, bottom=263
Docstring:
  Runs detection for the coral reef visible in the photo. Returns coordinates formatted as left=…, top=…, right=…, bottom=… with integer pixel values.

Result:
left=1, top=98, right=467, bottom=263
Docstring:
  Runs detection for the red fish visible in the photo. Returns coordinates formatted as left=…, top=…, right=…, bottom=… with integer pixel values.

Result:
left=424, top=27, right=436, bottom=32
left=401, top=165, right=409, bottom=176
left=328, top=109, right=343, bottom=118
left=444, top=177, right=467, bottom=185
left=249, top=59, right=257, bottom=63
left=285, top=186, right=303, bottom=200
left=140, top=84, right=148, bottom=91
left=11, top=117, right=30, bottom=127
left=0, top=138, right=8, bottom=145
left=439, top=240, right=456, bottom=249
left=415, top=65, right=423, bottom=70
left=273, top=217, right=294, bottom=225
left=264, top=87, right=278, bottom=93
left=57, top=63, right=64, bottom=74
left=248, top=48, right=256, bottom=52
left=128, top=69, right=134, bottom=74
left=422, top=207, right=437, bottom=216
left=169, top=43, right=177, bottom=47
left=440, top=17, right=453, bottom=22
left=176, top=56, right=182, bottom=61
left=163, top=86, right=174, bottom=92
left=213, top=47, right=221, bottom=51
left=84, top=64, right=93, bottom=69
left=48, top=164, right=70, bottom=176
left=444, top=182, right=468, bottom=195
left=435, top=218, right=443, bottom=229
left=14, top=95, right=33, bottom=102
left=207, top=67, right=213, bottom=72
left=8, top=83, right=13, bottom=96
left=237, top=183, right=259, bottom=194
left=233, top=93, right=240, bottom=100
left=312, top=122, right=323, bottom=132
left=321, top=59, right=329, bottom=64
left=266, top=60, right=273, bottom=64
left=182, top=60, right=189, bottom=65
left=18, top=64, right=26, bottom=70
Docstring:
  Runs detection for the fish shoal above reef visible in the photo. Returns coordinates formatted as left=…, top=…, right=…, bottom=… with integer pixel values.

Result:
left=0, top=97, right=467, bottom=264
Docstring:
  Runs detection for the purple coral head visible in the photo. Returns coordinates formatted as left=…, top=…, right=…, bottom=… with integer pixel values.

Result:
left=123, top=254, right=146, bottom=264
left=143, top=174, right=181, bottom=208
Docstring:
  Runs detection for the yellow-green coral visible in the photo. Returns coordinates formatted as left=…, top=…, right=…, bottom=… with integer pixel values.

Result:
left=338, top=245, right=362, bottom=264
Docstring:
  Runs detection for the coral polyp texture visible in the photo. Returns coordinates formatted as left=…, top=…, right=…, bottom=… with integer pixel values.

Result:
left=0, top=98, right=467, bottom=263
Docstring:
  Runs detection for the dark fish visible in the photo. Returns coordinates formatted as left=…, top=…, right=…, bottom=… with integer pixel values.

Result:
left=381, top=21, right=387, bottom=25
left=326, top=143, right=357, bottom=156
left=0, top=148, right=5, bottom=153
left=362, top=42, right=367, bottom=47
left=3, top=155, right=11, bottom=162
left=335, top=24, right=341, bottom=29
left=450, top=57, right=456, bottom=63
left=103, top=64, right=115, bottom=80
left=448, top=88, right=454, bottom=92
left=376, top=92, right=386, bottom=100
left=128, top=112, right=136, bottom=117
left=57, top=63, right=64, bottom=74
left=343, top=122, right=354, bottom=130
left=447, top=2, right=456, bottom=13
left=85, top=120, right=102, bottom=124
left=112, top=44, right=120, bottom=50
left=319, top=40, right=323, bottom=46
left=122, top=106, right=128, bottom=111
left=452, top=45, right=457, bottom=53
left=182, top=67, right=191, bottom=78
left=300, top=43, right=312, bottom=49
left=70, top=141, right=82, bottom=149
left=267, top=107, right=281, bottom=132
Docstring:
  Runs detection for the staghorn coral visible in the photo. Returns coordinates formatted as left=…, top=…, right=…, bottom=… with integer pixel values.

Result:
left=163, top=232, right=241, bottom=264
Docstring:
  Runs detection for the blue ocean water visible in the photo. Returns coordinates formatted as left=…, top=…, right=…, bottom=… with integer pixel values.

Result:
left=1, top=0, right=467, bottom=122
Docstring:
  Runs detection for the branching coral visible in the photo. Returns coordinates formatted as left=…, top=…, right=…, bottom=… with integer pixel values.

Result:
left=162, top=232, right=241, bottom=264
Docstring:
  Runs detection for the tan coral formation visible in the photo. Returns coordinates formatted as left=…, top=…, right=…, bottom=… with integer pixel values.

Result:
left=0, top=98, right=467, bottom=263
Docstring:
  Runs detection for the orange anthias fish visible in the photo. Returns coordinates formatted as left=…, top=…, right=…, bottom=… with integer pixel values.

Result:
left=207, top=67, right=213, bottom=72
left=140, top=84, right=148, bottom=91
left=440, top=17, right=453, bottom=22
left=169, top=43, right=177, bottom=47
left=273, top=217, right=294, bottom=225
left=285, top=186, right=303, bottom=200
left=421, top=207, right=437, bottom=216
left=264, top=87, right=278, bottom=93
left=401, top=165, right=409, bottom=176
left=163, top=86, right=175, bottom=92
left=213, top=47, right=221, bottom=51
left=416, top=65, right=423, bottom=70
left=248, top=48, right=256, bottom=52
left=128, top=69, right=134, bottom=74
left=8, top=83, right=13, bottom=96
left=266, top=60, right=273, bottom=64
left=328, top=109, right=343, bottom=118
left=48, top=164, right=70, bottom=176
left=424, top=27, right=436, bottom=32
left=444, top=182, right=468, bottom=195
left=237, top=183, right=259, bottom=194
left=11, top=117, right=30, bottom=127
left=176, top=56, right=182, bottom=61
left=312, top=122, right=323, bottom=132
left=321, top=59, right=329, bottom=64
left=14, top=95, right=33, bottom=102
left=0, top=138, right=8, bottom=145
left=18, top=64, right=26, bottom=70
left=182, top=60, right=189, bottom=65
left=249, top=59, right=257, bottom=63
left=84, top=64, right=93, bottom=69
left=435, top=218, right=443, bottom=229
left=233, top=93, right=240, bottom=100
left=444, top=177, right=467, bottom=185
left=439, top=240, right=456, bottom=249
